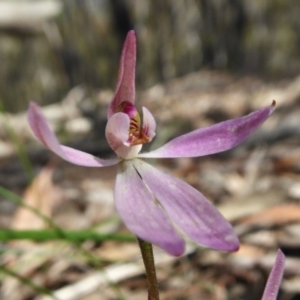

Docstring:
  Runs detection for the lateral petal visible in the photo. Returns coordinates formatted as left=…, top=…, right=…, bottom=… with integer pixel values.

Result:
left=107, top=30, right=136, bottom=119
left=133, top=159, right=239, bottom=252
left=261, top=249, right=285, bottom=300
left=105, top=112, right=131, bottom=149
left=28, top=102, right=119, bottom=167
left=105, top=112, right=142, bottom=159
left=142, top=107, right=156, bottom=141
left=139, top=101, right=276, bottom=159
left=115, top=160, right=185, bottom=256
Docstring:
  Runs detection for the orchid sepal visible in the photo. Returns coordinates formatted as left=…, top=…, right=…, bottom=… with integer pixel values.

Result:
left=133, top=159, right=239, bottom=252
left=261, top=249, right=285, bottom=300
left=138, top=101, right=276, bottom=159
left=107, top=30, right=136, bottom=119
left=28, top=102, right=119, bottom=167
left=115, top=159, right=185, bottom=256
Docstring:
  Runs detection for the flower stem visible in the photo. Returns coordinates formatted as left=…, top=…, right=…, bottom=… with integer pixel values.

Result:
left=137, top=237, right=160, bottom=300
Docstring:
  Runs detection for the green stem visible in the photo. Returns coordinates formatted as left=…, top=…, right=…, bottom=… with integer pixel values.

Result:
left=0, top=229, right=135, bottom=243
left=137, top=237, right=160, bottom=300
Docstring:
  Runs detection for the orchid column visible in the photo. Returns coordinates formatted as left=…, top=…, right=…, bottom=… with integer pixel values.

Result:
left=28, top=31, right=276, bottom=300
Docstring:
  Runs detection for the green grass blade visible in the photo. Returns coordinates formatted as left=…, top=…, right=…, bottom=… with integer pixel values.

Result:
left=0, top=185, right=63, bottom=233
left=0, top=265, right=57, bottom=299
left=0, top=102, right=34, bottom=182
left=0, top=229, right=135, bottom=242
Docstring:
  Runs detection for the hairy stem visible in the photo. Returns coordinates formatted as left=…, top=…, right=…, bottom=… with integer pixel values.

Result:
left=137, top=237, right=160, bottom=300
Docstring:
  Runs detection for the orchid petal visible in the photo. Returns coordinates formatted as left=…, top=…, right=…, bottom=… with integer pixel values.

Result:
left=105, top=112, right=142, bottom=159
left=28, top=102, right=119, bottom=167
left=139, top=101, right=276, bottom=159
left=261, top=250, right=285, bottom=300
left=142, top=107, right=156, bottom=141
left=133, top=159, right=239, bottom=252
left=107, top=30, right=136, bottom=119
left=115, top=160, right=185, bottom=256
left=105, top=112, right=131, bottom=149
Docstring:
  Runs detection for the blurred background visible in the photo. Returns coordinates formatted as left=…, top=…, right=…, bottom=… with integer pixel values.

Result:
left=1, top=1, right=300, bottom=300
left=1, top=0, right=300, bottom=112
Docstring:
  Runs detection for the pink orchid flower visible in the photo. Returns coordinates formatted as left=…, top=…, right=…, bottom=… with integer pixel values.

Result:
left=262, top=250, right=285, bottom=300
left=28, top=30, right=275, bottom=256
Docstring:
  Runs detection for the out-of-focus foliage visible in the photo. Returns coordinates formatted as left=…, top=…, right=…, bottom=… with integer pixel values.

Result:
left=0, top=0, right=300, bottom=112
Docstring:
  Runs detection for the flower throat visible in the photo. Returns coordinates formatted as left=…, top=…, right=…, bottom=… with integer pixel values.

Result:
left=117, top=101, right=150, bottom=145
